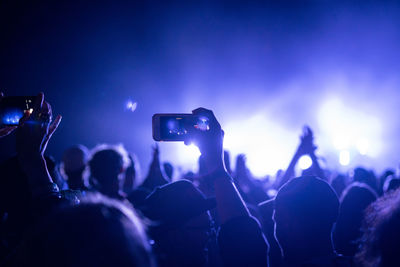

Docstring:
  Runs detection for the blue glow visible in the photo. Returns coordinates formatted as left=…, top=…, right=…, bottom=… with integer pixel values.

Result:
left=195, top=117, right=209, bottom=131
left=2, top=109, right=23, bottom=125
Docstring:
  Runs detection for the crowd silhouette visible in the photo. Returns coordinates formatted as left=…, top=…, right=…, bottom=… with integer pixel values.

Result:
left=0, top=92, right=399, bottom=266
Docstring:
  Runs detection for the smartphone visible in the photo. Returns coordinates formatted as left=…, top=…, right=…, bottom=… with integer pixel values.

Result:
left=0, top=96, right=35, bottom=126
left=152, top=113, right=210, bottom=141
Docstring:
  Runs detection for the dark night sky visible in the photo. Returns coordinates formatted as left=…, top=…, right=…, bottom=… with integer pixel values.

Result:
left=1, top=0, right=400, bottom=177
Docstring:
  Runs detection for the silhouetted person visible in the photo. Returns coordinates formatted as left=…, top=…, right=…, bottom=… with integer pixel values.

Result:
left=233, top=154, right=268, bottom=204
left=351, top=167, right=378, bottom=194
left=15, top=195, right=156, bottom=267
left=274, top=176, right=350, bottom=266
left=141, top=108, right=268, bottom=267
left=276, top=127, right=325, bottom=189
left=140, top=180, right=216, bottom=267
left=127, top=146, right=168, bottom=207
left=258, top=199, right=283, bottom=267
left=333, top=182, right=377, bottom=257
left=140, top=145, right=169, bottom=192
left=356, top=188, right=400, bottom=266
left=62, top=145, right=89, bottom=191
left=0, top=93, right=64, bottom=264
left=89, top=144, right=129, bottom=200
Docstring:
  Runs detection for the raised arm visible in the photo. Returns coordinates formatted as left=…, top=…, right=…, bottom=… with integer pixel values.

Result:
left=141, top=144, right=169, bottom=191
left=16, top=93, right=62, bottom=198
left=276, top=126, right=325, bottom=188
left=189, top=108, right=268, bottom=266
left=190, top=108, right=249, bottom=223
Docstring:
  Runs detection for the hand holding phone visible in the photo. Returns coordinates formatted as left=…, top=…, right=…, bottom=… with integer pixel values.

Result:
left=152, top=113, right=210, bottom=142
left=152, top=108, right=225, bottom=173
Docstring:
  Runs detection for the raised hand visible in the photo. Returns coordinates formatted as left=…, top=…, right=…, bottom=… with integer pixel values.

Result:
left=276, top=126, right=319, bottom=188
left=16, top=92, right=62, bottom=160
left=187, top=107, right=225, bottom=173
left=297, top=126, right=317, bottom=156
left=149, top=144, right=161, bottom=173
left=14, top=92, right=62, bottom=191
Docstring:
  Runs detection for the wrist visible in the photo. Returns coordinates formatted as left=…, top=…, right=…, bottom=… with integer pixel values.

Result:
left=30, top=182, right=60, bottom=199
left=18, top=155, right=53, bottom=186
left=203, top=168, right=232, bottom=184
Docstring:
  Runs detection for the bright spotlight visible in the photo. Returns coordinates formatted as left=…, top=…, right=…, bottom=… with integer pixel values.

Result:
left=183, top=143, right=201, bottom=160
left=339, top=150, right=350, bottom=166
left=333, top=135, right=350, bottom=150
left=356, top=138, right=369, bottom=155
left=318, top=97, right=383, bottom=162
left=155, top=142, right=201, bottom=175
left=298, top=155, right=312, bottom=170
left=223, top=113, right=298, bottom=177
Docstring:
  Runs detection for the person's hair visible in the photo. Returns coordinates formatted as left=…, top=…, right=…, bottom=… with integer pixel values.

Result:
left=26, top=194, right=156, bottom=267
left=356, top=188, right=400, bottom=267
left=383, top=175, right=400, bottom=193
left=275, top=176, right=339, bottom=232
left=333, top=182, right=377, bottom=256
left=89, top=144, right=130, bottom=182
left=352, top=167, right=377, bottom=192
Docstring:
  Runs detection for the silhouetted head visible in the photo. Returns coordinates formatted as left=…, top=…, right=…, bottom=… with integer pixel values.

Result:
left=62, top=145, right=89, bottom=190
left=140, top=180, right=216, bottom=266
left=62, top=145, right=89, bottom=173
left=380, top=169, right=395, bottom=183
left=26, top=194, right=155, bottom=267
left=333, top=182, right=377, bottom=256
left=352, top=167, right=377, bottom=192
left=383, top=175, right=400, bottom=193
left=274, top=176, right=339, bottom=261
left=89, top=144, right=129, bottom=197
left=356, top=188, right=400, bottom=267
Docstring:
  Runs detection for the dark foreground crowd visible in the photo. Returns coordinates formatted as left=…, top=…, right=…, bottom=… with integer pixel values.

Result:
left=1, top=93, right=400, bottom=267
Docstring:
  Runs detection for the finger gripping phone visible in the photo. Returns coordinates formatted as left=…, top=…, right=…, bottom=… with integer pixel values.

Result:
left=152, top=113, right=210, bottom=141
left=0, top=96, right=35, bottom=126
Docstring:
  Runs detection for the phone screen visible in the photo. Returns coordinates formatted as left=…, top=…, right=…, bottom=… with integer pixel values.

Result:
left=153, top=114, right=209, bottom=141
left=0, top=96, right=35, bottom=126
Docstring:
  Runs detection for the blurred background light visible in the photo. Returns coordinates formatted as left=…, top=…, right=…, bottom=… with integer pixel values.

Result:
left=339, top=150, right=350, bottom=166
left=357, top=138, right=369, bottom=156
left=125, top=100, right=137, bottom=112
left=298, top=155, right=313, bottom=170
